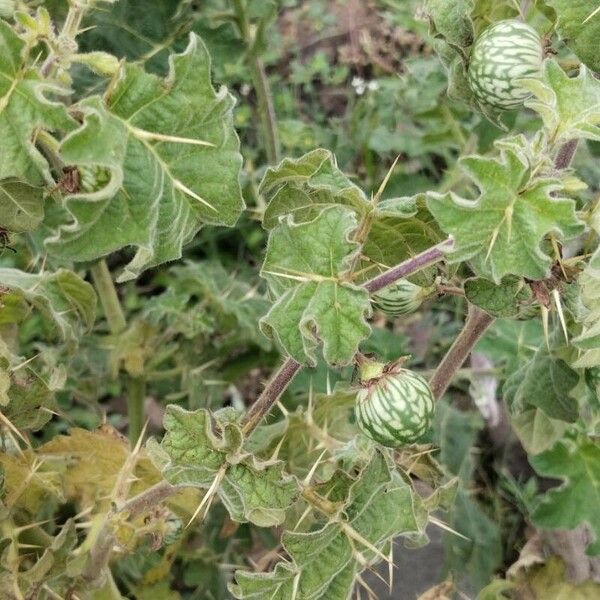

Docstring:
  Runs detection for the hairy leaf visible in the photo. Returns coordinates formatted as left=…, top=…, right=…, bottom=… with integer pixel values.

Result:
left=260, top=206, right=371, bottom=366
left=572, top=248, right=600, bottom=368
left=523, top=60, right=600, bottom=144
left=427, top=146, right=583, bottom=282
left=0, top=267, right=96, bottom=340
left=260, top=149, right=370, bottom=230
left=531, top=437, right=600, bottom=555
left=0, top=179, right=44, bottom=232
left=465, top=276, right=536, bottom=319
left=48, top=34, right=244, bottom=281
left=0, top=20, right=73, bottom=185
left=148, top=406, right=298, bottom=526
left=230, top=452, right=426, bottom=599
left=547, top=1, right=600, bottom=71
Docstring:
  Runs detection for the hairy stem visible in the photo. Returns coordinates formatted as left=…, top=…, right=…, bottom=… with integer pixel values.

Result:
left=554, top=139, right=578, bottom=170
left=242, top=358, right=302, bottom=434
left=232, top=0, right=280, bottom=164
left=242, top=240, right=454, bottom=434
left=363, top=237, right=453, bottom=294
left=90, top=260, right=145, bottom=443
left=428, top=304, right=495, bottom=400
left=90, top=260, right=126, bottom=335
left=119, top=481, right=178, bottom=518
left=126, top=376, right=146, bottom=445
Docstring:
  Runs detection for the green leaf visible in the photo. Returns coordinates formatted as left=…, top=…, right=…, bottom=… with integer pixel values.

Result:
left=444, top=489, right=503, bottom=591
left=260, top=206, right=371, bottom=366
left=148, top=406, right=298, bottom=527
left=47, top=34, right=244, bottom=282
left=522, top=60, right=600, bottom=143
left=531, top=437, right=600, bottom=555
left=425, top=0, right=474, bottom=50
left=476, top=319, right=544, bottom=374
left=464, top=276, right=536, bottom=318
left=434, top=399, right=484, bottom=483
left=572, top=249, right=600, bottom=368
left=230, top=452, right=426, bottom=600
left=259, top=149, right=370, bottom=230
left=0, top=179, right=44, bottom=232
left=427, top=145, right=583, bottom=282
left=547, top=1, right=600, bottom=71
left=509, top=408, right=569, bottom=455
left=504, top=341, right=579, bottom=423
left=0, top=20, right=73, bottom=185
left=0, top=267, right=96, bottom=340
left=361, top=195, right=444, bottom=286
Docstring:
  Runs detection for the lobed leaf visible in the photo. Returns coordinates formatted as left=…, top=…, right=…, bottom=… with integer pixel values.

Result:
left=47, top=34, right=244, bottom=281
left=0, top=20, right=73, bottom=186
left=522, top=60, right=600, bottom=144
left=427, top=145, right=583, bottom=282
left=231, top=452, right=427, bottom=599
left=260, top=206, right=371, bottom=366
left=148, top=406, right=298, bottom=527
left=531, top=437, right=600, bottom=555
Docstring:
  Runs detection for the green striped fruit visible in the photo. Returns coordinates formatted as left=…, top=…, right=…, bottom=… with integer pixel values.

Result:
left=468, top=20, right=543, bottom=110
left=354, top=359, right=435, bottom=447
left=372, top=280, right=434, bottom=317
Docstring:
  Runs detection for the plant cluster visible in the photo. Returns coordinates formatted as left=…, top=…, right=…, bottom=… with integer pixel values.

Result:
left=1, top=0, right=600, bottom=598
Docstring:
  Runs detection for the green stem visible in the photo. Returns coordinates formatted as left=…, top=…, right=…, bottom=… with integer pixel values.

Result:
left=232, top=0, right=280, bottom=164
left=90, top=260, right=145, bottom=443
left=90, top=260, right=126, bottom=335
left=126, top=376, right=146, bottom=445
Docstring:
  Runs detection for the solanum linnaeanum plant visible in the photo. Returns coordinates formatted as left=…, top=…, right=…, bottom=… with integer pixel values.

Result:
left=1, top=0, right=600, bottom=597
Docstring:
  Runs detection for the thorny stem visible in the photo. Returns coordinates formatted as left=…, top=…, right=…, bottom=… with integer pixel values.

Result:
left=428, top=138, right=580, bottom=401
left=428, top=304, right=495, bottom=400
left=363, top=238, right=453, bottom=294
left=232, top=0, right=280, bottom=164
left=241, top=239, right=454, bottom=434
left=242, top=358, right=302, bottom=435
